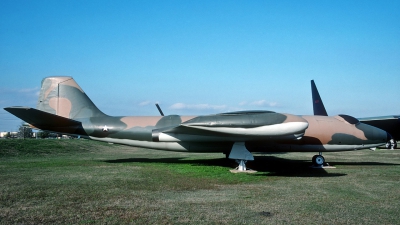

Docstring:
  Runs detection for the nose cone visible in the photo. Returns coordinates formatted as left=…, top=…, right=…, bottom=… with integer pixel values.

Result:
left=386, top=132, right=393, bottom=142
left=356, top=123, right=389, bottom=144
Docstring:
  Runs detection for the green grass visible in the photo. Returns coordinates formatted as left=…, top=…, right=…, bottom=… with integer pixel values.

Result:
left=0, top=139, right=399, bottom=224
left=0, top=139, right=110, bottom=157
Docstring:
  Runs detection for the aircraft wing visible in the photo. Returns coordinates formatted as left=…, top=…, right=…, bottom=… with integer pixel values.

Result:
left=152, top=111, right=309, bottom=142
left=4, top=107, right=87, bottom=135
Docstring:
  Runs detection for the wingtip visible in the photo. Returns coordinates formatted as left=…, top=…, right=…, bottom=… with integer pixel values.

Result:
left=4, top=106, right=31, bottom=111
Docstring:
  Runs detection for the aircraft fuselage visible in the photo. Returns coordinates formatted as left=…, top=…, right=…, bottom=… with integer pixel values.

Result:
left=4, top=77, right=390, bottom=157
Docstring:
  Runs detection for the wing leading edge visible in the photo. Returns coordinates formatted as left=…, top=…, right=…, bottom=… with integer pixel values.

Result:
left=152, top=111, right=309, bottom=142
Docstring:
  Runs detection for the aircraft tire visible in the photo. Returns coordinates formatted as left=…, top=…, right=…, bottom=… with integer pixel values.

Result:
left=312, top=155, right=317, bottom=164
left=312, top=155, right=325, bottom=166
left=386, top=140, right=397, bottom=149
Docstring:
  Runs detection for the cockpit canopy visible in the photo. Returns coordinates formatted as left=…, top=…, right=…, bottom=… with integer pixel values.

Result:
left=338, top=114, right=360, bottom=125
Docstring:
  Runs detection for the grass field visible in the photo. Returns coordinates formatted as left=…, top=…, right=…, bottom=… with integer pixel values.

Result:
left=0, top=139, right=399, bottom=224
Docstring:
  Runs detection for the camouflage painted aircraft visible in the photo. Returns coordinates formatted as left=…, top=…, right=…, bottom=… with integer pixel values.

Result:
left=311, top=80, right=399, bottom=149
left=4, top=77, right=391, bottom=171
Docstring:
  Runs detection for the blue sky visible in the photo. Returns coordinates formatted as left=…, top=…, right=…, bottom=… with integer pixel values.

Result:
left=1, top=0, right=399, bottom=131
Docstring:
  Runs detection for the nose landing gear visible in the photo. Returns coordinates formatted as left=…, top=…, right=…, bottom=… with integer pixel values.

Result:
left=385, top=139, right=397, bottom=150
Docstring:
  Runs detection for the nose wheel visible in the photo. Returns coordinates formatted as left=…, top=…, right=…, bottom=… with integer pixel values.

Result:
left=385, top=139, right=397, bottom=150
left=312, top=154, right=325, bottom=166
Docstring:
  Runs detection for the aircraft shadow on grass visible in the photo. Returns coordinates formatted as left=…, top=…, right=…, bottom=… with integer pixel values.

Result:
left=324, top=161, right=400, bottom=166
left=103, top=155, right=398, bottom=177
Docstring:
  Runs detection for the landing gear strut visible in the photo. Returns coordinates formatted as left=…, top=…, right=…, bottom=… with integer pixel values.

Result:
left=228, top=142, right=255, bottom=173
left=312, top=152, right=325, bottom=167
left=236, top=159, right=248, bottom=171
left=385, top=139, right=397, bottom=150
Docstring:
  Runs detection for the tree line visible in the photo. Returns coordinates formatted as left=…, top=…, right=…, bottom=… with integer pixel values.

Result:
left=2, top=123, right=61, bottom=139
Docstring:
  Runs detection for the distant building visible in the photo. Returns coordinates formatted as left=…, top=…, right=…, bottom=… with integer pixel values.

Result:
left=0, top=132, right=8, bottom=138
left=0, top=131, right=18, bottom=138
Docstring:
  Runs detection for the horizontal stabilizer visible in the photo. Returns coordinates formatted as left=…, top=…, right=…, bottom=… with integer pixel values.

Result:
left=4, top=107, right=87, bottom=135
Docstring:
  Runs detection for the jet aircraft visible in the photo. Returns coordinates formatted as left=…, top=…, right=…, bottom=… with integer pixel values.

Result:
left=311, top=80, right=399, bottom=149
left=4, top=77, right=391, bottom=171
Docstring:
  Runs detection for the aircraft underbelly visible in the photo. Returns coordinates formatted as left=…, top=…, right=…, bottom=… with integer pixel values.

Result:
left=280, top=143, right=383, bottom=152
left=89, top=136, right=383, bottom=153
left=89, top=136, right=233, bottom=152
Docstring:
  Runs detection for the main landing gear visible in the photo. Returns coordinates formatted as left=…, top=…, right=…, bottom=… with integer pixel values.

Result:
left=311, top=152, right=326, bottom=167
left=228, top=142, right=256, bottom=173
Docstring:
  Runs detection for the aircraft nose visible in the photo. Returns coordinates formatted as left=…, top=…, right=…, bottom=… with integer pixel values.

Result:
left=356, top=123, right=388, bottom=144
left=386, top=132, right=393, bottom=142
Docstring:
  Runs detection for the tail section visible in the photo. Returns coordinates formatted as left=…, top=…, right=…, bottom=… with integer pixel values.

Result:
left=37, top=77, right=106, bottom=119
left=311, top=80, right=328, bottom=116
left=4, top=106, right=87, bottom=135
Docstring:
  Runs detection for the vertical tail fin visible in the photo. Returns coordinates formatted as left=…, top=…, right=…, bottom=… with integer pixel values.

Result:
left=311, top=80, right=328, bottom=116
left=37, top=77, right=106, bottom=119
